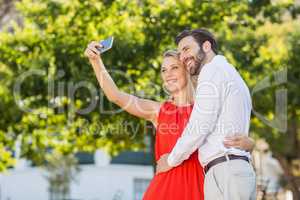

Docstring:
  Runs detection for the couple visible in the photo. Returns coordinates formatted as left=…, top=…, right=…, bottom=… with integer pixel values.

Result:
left=85, top=28, right=256, bottom=200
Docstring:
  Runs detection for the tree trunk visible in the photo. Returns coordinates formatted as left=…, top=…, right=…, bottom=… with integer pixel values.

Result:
left=275, top=155, right=300, bottom=200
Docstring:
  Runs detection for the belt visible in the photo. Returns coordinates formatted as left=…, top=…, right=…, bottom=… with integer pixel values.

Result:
left=204, top=154, right=249, bottom=174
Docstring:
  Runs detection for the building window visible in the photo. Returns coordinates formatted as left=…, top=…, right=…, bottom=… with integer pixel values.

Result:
left=133, top=178, right=151, bottom=200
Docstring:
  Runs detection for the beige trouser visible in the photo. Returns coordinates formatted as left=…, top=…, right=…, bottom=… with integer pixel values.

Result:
left=204, top=158, right=256, bottom=200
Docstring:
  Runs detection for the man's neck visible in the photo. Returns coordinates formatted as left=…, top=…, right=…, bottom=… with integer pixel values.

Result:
left=197, top=52, right=216, bottom=75
left=204, top=51, right=216, bottom=65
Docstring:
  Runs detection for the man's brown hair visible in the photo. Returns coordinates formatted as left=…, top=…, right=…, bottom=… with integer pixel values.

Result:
left=175, top=28, right=218, bottom=54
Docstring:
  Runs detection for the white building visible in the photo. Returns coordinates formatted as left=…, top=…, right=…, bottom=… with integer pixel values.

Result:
left=0, top=150, right=154, bottom=200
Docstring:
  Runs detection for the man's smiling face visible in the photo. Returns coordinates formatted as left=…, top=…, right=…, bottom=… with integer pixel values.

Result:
left=178, top=36, right=202, bottom=75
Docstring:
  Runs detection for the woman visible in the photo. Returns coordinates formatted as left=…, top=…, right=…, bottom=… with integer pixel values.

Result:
left=84, top=41, right=254, bottom=200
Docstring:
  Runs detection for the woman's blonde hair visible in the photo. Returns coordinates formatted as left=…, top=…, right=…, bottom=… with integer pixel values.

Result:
left=161, top=49, right=195, bottom=104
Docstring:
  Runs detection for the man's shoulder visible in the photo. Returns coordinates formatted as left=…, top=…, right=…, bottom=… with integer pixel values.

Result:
left=199, top=57, right=230, bottom=82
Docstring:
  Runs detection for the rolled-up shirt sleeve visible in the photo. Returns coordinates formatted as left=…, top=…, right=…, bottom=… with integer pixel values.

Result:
left=167, top=64, right=224, bottom=167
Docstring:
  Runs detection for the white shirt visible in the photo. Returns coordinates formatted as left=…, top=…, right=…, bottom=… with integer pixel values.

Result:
left=167, top=55, right=252, bottom=167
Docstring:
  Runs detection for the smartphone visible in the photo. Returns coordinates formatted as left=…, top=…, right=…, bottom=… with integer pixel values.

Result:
left=97, top=36, right=114, bottom=53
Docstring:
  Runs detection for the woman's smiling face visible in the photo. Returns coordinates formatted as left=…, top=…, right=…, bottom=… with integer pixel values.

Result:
left=161, top=55, right=188, bottom=94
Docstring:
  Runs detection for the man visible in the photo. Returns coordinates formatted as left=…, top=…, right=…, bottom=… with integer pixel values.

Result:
left=156, top=29, right=256, bottom=200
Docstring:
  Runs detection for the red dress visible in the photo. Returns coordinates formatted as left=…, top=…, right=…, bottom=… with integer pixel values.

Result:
left=143, top=102, right=204, bottom=200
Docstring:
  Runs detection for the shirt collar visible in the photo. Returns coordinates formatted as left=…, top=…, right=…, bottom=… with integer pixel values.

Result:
left=207, top=55, right=227, bottom=66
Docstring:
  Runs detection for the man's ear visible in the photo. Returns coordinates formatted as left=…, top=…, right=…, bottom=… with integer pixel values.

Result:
left=202, top=41, right=211, bottom=53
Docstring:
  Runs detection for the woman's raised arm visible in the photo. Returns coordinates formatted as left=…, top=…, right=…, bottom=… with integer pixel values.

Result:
left=84, top=41, right=160, bottom=126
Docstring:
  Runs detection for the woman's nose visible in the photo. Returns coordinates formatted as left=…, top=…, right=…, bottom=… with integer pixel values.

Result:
left=164, top=72, right=171, bottom=78
left=164, top=71, right=173, bottom=78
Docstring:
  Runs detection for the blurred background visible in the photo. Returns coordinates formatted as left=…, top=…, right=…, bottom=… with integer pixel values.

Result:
left=0, top=0, right=299, bottom=200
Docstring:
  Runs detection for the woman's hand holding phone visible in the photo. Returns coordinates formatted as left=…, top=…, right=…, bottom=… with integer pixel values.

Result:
left=84, top=41, right=103, bottom=62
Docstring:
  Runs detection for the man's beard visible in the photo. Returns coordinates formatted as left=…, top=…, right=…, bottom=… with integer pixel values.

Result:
left=190, top=49, right=206, bottom=76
